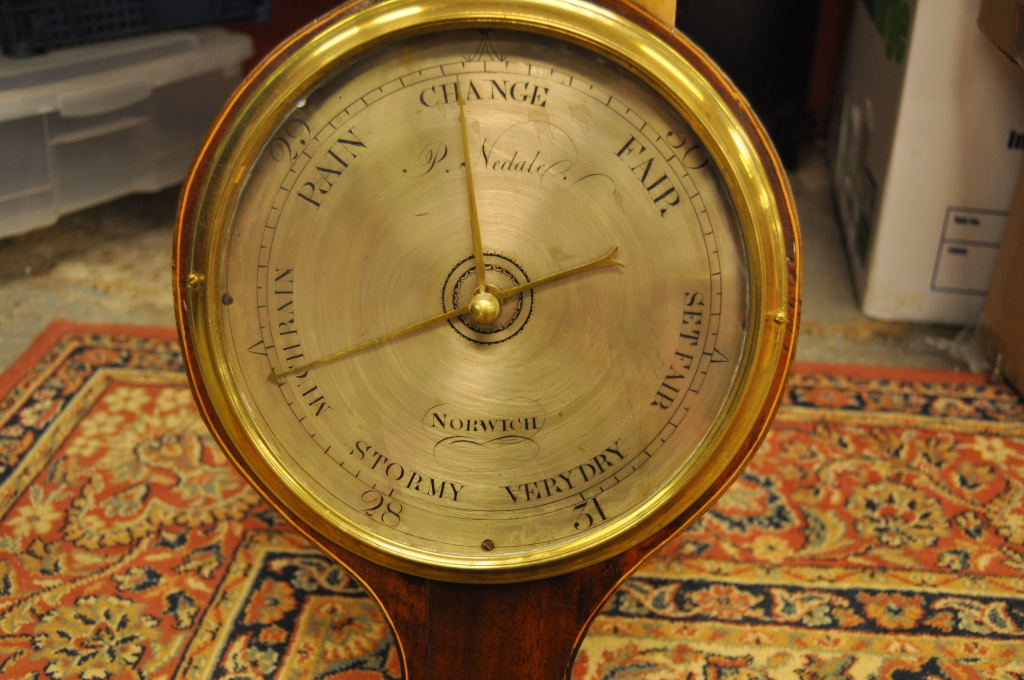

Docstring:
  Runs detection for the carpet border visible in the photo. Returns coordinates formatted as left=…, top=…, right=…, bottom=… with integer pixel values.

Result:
left=0, top=319, right=180, bottom=396
left=791, top=360, right=986, bottom=385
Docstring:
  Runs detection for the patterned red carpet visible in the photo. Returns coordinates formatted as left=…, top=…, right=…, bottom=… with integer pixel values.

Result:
left=1, top=322, right=1023, bottom=679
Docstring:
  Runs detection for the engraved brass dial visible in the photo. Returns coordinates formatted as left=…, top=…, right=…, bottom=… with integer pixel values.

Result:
left=174, top=0, right=799, bottom=583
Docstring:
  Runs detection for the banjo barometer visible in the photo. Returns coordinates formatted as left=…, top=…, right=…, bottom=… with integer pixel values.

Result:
left=174, top=0, right=799, bottom=676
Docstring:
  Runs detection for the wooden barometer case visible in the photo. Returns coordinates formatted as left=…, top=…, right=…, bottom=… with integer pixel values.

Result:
left=173, top=0, right=800, bottom=677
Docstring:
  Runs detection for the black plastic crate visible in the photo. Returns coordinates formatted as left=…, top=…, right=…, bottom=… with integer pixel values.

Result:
left=0, top=0, right=270, bottom=57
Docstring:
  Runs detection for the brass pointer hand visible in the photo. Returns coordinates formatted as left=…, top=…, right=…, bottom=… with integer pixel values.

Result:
left=457, top=83, right=488, bottom=294
left=267, top=246, right=624, bottom=384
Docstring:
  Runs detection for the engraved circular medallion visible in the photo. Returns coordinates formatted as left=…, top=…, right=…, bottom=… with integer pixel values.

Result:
left=443, top=253, right=534, bottom=343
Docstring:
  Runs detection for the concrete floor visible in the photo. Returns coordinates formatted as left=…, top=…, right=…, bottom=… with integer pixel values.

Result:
left=0, top=146, right=981, bottom=374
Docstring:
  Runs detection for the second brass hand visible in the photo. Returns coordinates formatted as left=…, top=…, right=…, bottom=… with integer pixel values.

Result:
left=269, top=304, right=472, bottom=385
left=267, top=246, right=624, bottom=384
left=495, top=246, right=622, bottom=301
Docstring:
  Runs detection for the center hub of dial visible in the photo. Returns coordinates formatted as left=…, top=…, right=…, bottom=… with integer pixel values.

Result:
left=467, top=288, right=502, bottom=325
left=442, top=253, right=533, bottom=344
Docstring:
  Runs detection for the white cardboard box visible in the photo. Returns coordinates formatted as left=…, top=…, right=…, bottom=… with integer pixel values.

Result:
left=0, top=27, right=251, bottom=239
left=831, top=0, right=1024, bottom=324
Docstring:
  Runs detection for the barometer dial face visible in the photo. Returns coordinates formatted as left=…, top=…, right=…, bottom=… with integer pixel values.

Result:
left=175, top=0, right=799, bottom=583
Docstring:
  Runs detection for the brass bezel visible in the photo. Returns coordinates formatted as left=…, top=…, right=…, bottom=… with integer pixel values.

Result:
left=174, top=0, right=800, bottom=583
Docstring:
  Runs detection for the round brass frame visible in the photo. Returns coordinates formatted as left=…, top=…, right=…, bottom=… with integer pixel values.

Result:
left=174, top=0, right=800, bottom=583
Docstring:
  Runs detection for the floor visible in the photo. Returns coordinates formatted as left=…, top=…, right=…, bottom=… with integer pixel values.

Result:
left=0, top=146, right=982, bottom=374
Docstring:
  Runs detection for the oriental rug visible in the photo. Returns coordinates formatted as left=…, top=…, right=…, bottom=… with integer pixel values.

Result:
left=1, top=321, right=1023, bottom=679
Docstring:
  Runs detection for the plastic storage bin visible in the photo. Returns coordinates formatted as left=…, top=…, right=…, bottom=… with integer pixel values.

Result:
left=0, top=27, right=251, bottom=239
left=0, top=0, right=270, bottom=57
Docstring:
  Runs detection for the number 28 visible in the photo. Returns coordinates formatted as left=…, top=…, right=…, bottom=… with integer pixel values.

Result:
left=362, top=489, right=402, bottom=527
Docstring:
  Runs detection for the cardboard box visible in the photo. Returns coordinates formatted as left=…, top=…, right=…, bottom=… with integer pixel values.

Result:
left=977, top=155, right=1024, bottom=393
left=831, top=0, right=1024, bottom=324
left=978, top=0, right=1024, bottom=66
left=978, top=0, right=1024, bottom=393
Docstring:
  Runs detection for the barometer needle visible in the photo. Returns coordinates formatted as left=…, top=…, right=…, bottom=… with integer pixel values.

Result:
left=457, top=84, right=488, bottom=294
left=497, top=245, right=623, bottom=299
left=267, top=246, right=624, bottom=384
